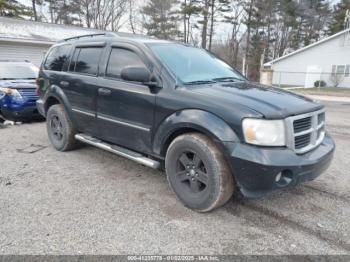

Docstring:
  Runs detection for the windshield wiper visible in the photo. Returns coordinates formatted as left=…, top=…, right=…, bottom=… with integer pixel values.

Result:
left=183, top=80, right=217, bottom=85
left=212, top=77, right=244, bottom=82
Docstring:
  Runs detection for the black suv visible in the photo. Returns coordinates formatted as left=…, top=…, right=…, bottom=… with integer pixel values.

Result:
left=36, top=33, right=335, bottom=212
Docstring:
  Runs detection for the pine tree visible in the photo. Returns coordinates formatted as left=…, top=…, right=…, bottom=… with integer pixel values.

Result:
left=329, top=0, right=350, bottom=34
left=179, top=0, right=201, bottom=43
left=44, top=0, right=81, bottom=25
left=0, top=0, right=31, bottom=18
left=142, top=0, right=180, bottom=40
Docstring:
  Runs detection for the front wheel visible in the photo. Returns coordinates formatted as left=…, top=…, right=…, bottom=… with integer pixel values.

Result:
left=165, top=133, right=234, bottom=212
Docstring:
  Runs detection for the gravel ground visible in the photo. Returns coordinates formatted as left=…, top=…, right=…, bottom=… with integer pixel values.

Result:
left=0, top=101, right=349, bottom=255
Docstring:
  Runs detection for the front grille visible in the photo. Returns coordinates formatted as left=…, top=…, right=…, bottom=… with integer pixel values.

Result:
left=17, top=88, right=38, bottom=102
left=295, top=133, right=311, bottom=149
left=286, top=109, right=326, bottom=154
left=293, top=117, right=311, bottom=133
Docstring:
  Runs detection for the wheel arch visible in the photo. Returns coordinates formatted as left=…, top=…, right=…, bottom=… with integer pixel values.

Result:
left=43, top=85, right=77, bottom=127
left=45, top=96, right=61, bottom=112
left=153, top=109, right=239, bottom=157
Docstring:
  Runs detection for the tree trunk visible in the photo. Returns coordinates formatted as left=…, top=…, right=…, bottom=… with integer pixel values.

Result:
left=208, top=0, right=215, bottom=51
left=187, top=13, right=191, bottom=43
left=49, top=1, right=54, bottom=23
left=183, top=0, right=187, bottom=43
left=201, top=0, right=209, bottom=49
left=243, top=0, right=254, bottom=77
left=32, top=0, right=38, bottom=21
left=129, top=0, right=136, bottom=34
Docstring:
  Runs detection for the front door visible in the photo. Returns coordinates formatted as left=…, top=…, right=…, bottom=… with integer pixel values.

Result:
left=97, top=45, right=156, bottom=153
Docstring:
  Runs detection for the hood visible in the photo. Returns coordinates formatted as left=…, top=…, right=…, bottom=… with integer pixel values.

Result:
left=184, top=81, right=323, bottom=119
left=0, top=79, right=36, bottom=89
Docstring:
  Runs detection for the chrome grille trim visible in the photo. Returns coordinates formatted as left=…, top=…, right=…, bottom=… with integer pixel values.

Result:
left=285, top=109, right=326, bottom=154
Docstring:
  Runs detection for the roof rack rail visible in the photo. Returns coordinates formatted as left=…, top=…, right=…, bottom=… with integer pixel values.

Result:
left=61, top=32, right=118, bottom=42
left=0, top=59, right=31, bottom=63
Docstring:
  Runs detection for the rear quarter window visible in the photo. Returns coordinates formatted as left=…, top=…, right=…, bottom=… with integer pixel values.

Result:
left=44, top=44, right=72, bottom=71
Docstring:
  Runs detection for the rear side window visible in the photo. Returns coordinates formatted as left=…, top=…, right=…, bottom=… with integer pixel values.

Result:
left=44, top=44, right=71, bottom=71
left=106, top=48, right=146, bottom=79
left=69, top=47, right=102, bottom=75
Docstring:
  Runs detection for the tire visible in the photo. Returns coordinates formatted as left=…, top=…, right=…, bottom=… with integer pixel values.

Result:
left=46, top=104, right=79, bottom=151
left=165, top=133, right=234, bottom=212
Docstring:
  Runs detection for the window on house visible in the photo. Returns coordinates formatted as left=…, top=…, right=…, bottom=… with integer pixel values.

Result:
left=336, top=65, right=345, bottom=75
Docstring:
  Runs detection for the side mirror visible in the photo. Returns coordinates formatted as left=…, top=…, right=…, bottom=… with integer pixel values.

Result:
left=121, top=66, right=151, bottom=83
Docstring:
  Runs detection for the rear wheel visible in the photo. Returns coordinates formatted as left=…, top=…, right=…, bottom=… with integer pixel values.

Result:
left=46, top=104, right=79, bottom=151
left=165, top=133, right=234, bottom=212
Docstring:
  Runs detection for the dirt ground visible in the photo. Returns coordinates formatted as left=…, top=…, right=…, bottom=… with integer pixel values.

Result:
left=0, top=101, right=349, bottom=255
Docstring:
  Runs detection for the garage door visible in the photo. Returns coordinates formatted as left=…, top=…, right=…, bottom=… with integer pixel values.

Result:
left=0, top=43, right=51, bottom=67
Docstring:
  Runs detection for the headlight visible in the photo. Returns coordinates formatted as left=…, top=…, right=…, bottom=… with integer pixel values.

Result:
left=0, top=87, right=22, bottom=99
left=242, top=118, right=286, bottom=146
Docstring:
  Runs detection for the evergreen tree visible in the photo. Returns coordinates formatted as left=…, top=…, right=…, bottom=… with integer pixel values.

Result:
left=329, top=0, right=350, bottom=34
left=44, top=0, right=81, bottom=25
left=179, top=0, right=202, bottom=43
left=0, top=0, right=31, bottom=18
left=142, top=0, right=180, bottom=40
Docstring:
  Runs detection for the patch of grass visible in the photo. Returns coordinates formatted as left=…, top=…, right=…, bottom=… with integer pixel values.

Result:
left=292, top=87, right=350, bottom=97
left=272, top=84, right=300, bottom=89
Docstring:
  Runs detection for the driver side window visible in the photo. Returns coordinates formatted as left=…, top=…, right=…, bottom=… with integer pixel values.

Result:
left=106, top=48, right=146, bottom=79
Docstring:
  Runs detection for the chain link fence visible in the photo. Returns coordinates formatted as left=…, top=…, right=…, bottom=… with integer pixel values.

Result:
left=262, top=71, right=350, bottom=89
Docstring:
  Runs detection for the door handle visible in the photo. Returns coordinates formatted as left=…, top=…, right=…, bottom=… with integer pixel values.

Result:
left=60, top=81, right=69, bottom=87
left=98, top=88, right=111, bottom=96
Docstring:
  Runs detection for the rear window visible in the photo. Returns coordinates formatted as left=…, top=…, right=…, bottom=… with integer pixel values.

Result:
left=0, top=64, right=38, bottom=80
left=69, top=47, right=102, bottom=75
left=44, top=44, right=72, bottom=71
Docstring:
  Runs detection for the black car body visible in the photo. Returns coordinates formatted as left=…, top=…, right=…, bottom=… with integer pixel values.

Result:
left=36, top=33, right=335, bottom=211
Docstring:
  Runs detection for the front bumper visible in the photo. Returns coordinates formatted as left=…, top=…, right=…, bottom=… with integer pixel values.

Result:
left=224, top=134, right=335, bottom=197
left=1, top=105, right=41, bottom=121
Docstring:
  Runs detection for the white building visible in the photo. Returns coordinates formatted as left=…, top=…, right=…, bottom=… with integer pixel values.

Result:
left=0, top=17, right=132, bottom=67
left=264, top=29, right=350, bottom=88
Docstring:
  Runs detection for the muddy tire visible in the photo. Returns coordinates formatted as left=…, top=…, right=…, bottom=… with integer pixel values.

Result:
left=46, top=104, right=79, bottom=151
left=165, top=133, right=234, bottom=212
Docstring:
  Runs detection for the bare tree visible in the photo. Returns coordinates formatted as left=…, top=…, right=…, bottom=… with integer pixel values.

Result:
left=77, top=0, right=128, bottom=31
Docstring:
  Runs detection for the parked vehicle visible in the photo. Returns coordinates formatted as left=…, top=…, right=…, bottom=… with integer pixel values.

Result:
left=36, top=33, right=335, bottom=212
left=0, top=60, right=40, bottom=121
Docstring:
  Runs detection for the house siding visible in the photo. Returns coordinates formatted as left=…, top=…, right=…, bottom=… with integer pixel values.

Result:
left=270, top=33, right=350, bottom=88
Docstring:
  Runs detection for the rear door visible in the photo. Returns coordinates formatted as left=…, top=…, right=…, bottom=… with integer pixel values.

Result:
left=96, top=43, right=156, bottom=153
left=60, top=43, right=105, bottom=135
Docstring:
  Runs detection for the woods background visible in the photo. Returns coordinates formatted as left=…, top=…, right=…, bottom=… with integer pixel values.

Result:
left=0, top=0, right=349, bottom=81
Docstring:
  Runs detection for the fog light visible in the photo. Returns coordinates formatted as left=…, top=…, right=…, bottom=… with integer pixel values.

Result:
left=275, top=170, right=294, bottom=187
left=275, top=172, right=282, bottom=182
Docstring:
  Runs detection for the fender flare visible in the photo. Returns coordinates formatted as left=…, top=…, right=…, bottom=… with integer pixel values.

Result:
left=43, top=85, right=77, bottom=127
left=153, top=109, right=239, bottom=156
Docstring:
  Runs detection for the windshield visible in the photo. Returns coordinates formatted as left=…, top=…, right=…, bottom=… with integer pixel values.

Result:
left=148, top=43, right=246, bottom=84
left=0, top=64, right=39, bottom=80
